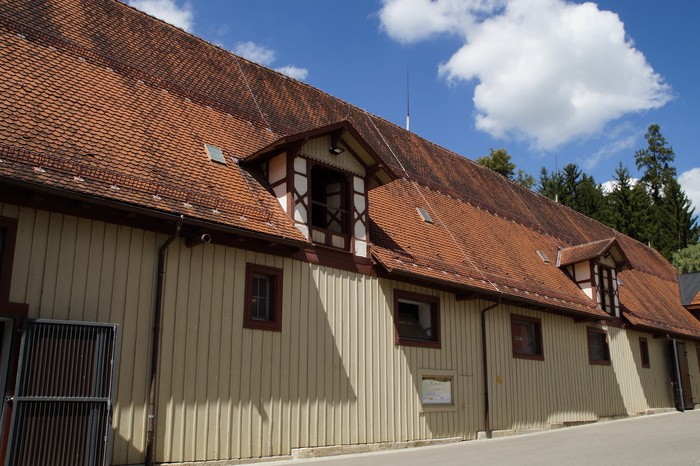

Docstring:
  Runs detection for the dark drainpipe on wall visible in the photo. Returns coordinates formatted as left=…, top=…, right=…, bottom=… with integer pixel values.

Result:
left=670, top=338, right=685, bottom=412
left=146, top=215, right=183, bottom=466
left=481, top=296, right=501, bottom=439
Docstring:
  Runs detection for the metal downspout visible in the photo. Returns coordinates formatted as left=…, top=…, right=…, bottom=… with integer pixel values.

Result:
left=481, top=296, right=501, bottom=439
left=671, top=338, right=685, bottom=412
left=146, top=215, right=183, bottom=466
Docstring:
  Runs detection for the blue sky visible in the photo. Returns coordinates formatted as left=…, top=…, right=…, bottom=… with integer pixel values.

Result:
left=126, top=0, right=700, bottom=210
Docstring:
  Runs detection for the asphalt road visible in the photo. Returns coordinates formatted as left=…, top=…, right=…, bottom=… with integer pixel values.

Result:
left=272, top=410, right=700, bottom=465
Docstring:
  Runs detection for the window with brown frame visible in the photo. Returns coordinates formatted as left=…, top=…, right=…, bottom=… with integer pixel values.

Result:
left=511, top=314, right=544, bottom=360
left=394, top=290, right=440, bottom=349
left=243, top=263, right=283, bottom=331
left=587, top=327, right=611, bottom=365
left=639, top=337, right=650, bottom=368
left=0, top=217, right=18, bottom=302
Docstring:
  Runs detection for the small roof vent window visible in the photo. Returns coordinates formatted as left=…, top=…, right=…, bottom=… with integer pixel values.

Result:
left=537, top=250, right=550, bottom=263
left=417, top=207, right=433, bottom=224
left=205, top=144, right=227, bottom=164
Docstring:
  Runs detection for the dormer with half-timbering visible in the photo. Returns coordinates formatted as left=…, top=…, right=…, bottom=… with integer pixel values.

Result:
left=244, top=121, right=394, bottom=259
left=557, top=238, right=631, bottom=317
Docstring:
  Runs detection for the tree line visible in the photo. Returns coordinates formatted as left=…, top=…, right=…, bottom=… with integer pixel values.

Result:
left=476, top=125, right=699, bottom=272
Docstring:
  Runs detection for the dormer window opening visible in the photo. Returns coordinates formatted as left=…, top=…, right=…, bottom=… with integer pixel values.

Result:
left=310, top=164, right=349, bottom=249
left=596, top=263, right=619, bottom=316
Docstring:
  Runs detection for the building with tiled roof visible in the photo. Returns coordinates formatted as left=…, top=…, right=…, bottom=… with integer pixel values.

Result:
left=0, top=0, right=699, bottom=464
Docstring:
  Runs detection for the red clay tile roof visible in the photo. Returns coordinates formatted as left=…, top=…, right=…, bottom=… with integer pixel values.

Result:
left=1, top=0, right=699, bottom=338
left=693, top=291, right=700, bottom=307
left=558, top=237, right=630, bottom=269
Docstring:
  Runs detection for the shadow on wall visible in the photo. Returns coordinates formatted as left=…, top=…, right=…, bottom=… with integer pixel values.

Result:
left=614, top=328, right=674, bottom=414
left=380, top=280, right=483, bottom=444
left=152, top=245, right=357, bottom=464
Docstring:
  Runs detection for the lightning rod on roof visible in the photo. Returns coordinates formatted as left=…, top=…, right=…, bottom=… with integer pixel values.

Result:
left=406, top=67, right=411, bottom=132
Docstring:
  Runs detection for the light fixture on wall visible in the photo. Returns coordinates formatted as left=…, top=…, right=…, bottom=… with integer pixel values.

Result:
left=329, top=145, right=345, bottom=155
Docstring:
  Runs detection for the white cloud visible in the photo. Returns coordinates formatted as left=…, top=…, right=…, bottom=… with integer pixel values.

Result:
left=601, top=177, right=638, bottom=195
left=379, top=0, right=505, bottom=43
left=128, top=0, right=194, bottom=32
left=582, top=123, right=640, bottom=171
left=379, top=0, right=672, bottom=150
left=276, top=65, right=309, bottom=81
left=233, top=42, right=309, bottom=81
left=679, top=167, right=700, bottom=211
left=234, top=41, right=277, bottom=67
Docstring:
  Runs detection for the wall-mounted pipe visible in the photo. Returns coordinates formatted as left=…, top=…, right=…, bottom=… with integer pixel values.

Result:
left=146, top=215, right=183, bottom=466
left=670, top=338, right=685, bottom=412
left=481, top=296, right=501, bottom=439
left=185, top=233, right=211, bottom=248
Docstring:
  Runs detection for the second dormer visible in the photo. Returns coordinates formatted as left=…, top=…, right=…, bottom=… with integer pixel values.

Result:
left=244, top=121, right=394, bottom=258
left=558, top=238, right=631, bottom=317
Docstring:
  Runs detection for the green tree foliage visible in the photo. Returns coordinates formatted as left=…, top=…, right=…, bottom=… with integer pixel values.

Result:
left=672, top=243, right=700, bottom=273
left=655, top=178, right=698, bottom=258
left=477, top=148, right=536, bottom=189
left=535, top=125, right=697, bottom=261
left=537, top=164, right=607, bottom=223
left=606, top=162, right=653, bottom=244
left=477, top=148, right=515, bottom=177
left=515, top=170, right=536, bottom=189
left=634, top=124, right=676, bottom=204
left=632, top=124, right=698, bottom=258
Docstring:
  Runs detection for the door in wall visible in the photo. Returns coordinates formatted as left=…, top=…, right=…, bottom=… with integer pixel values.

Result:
left=4, top=320, right=119, bottom=466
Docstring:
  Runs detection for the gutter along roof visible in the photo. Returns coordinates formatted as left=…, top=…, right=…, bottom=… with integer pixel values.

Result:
left=1, top=0, right=699, bottom=339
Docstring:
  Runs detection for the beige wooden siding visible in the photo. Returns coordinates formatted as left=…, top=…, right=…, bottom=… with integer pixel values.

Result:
left=487, top=305, right=673, bottom=431
left=1, top=203, right=683, bottom=465
left=5, top=204, right=159, bottom=465
left=155, top=257, right=485, bottom=462
left=691, top=342, right=700, bottom=408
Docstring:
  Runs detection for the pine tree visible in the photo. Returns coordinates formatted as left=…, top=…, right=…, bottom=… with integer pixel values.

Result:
left=634, top=124, right=676, bottom=204
left=656, top=178, right=698, bottom=257
left=632, top=124, right=697, bottom=259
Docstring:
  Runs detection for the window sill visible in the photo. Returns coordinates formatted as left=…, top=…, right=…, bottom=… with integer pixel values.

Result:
left=589, top=359, right=611, bottom=366
left=513, top=352, right=544, bottom=361
left=396, top=338, right=441, bottom=349
left=420, top=404, right=457, bottom=413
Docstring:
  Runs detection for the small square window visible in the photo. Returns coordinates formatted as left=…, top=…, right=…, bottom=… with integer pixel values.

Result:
left=394, top=290, right=440, bottom=349
left=639, top=337, right=650, bottom=368
left=511, top=314, right=544, bottom=361
left=244, top=264, right=283, bottom=331
left=587, top=327, right=611, bottom=365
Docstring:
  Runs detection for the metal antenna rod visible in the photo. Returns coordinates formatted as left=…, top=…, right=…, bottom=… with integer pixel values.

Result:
left=406, top=67, right=411, bottom=131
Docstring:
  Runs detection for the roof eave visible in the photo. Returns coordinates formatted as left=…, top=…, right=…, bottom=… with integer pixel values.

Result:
left=377, top=262, right=611, bottom=322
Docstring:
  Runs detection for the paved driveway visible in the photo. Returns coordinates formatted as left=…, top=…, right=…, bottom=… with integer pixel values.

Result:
left=272, top=410, right=700, bottom=465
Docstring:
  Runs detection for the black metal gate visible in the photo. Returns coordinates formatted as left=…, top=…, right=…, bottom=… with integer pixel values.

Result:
left=4, top=320, right=118, bottom=466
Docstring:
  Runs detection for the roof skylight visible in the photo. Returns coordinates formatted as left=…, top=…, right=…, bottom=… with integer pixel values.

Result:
left=537, top=250, right=550, bottom=263
left=417, top=207, right=433, bottom=224
left=205, top=144, right=227, bottom=164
